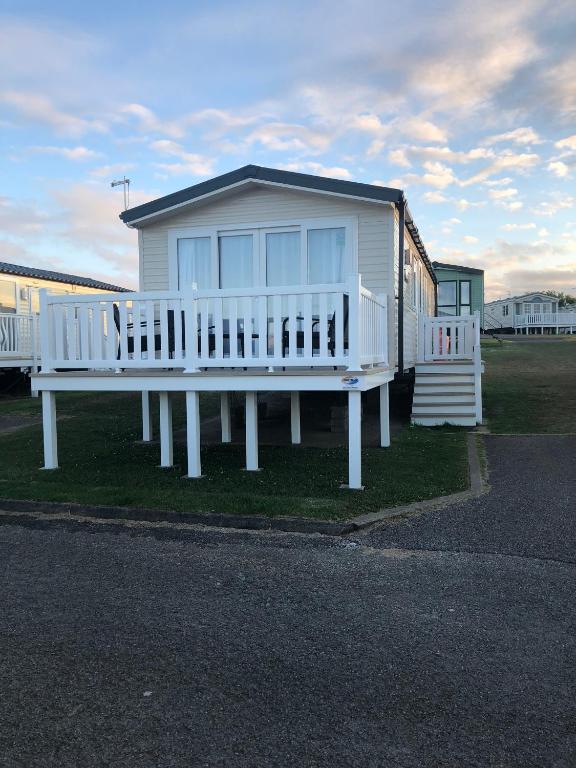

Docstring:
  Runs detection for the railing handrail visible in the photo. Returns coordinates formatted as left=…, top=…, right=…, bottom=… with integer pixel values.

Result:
left=42, top=281, right=389, bottom=305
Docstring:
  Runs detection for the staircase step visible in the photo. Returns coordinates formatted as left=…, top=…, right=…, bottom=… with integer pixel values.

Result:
left=414, top=374, right=475, bottom=385
left=415, top=363, right=475, bottom=374
left=412, top=404, right=476, bottom=415
left=413, top=394, right=475, bottom=404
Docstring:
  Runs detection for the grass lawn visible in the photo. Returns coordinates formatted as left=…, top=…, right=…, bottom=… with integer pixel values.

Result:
left=482, top=336, right=576, bottom=433
left=0, top=392, right=469, bottom=520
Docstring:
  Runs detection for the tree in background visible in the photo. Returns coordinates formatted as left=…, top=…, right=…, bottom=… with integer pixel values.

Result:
left=542, top=291, right=576, bottom=308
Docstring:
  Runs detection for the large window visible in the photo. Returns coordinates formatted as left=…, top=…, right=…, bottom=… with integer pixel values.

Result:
left=177, top=237, right=211, bottom=289
left=219, top=234, right=254, bottom=289
left=307, top=227, right=345, bottom=284
left=169, top=218, right=353, bottom=290
left=438, top=280, right=457, bottom=316
left=266, top=231, right=300, bottom=287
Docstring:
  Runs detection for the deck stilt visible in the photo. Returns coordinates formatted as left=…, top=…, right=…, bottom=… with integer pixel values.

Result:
left=41, top=390, right=58, bottom=469
left=290, top=391, right=301, bottom=444
left=220, top=392, right=231, bottom=443
left=159, top=392, right=173, bottom=467
left=185, top=391, right=201, bottom=478
left=141, top=391, right=153, bottom=441
left=245, top=392, right=259, bottom=471
left=348, top=390, right=362, bottom=489
left=379, top=382, right=390, bottom=447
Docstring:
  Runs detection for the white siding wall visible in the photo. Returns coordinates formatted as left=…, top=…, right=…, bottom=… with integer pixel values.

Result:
left=138, top=185, right=393, bottom=296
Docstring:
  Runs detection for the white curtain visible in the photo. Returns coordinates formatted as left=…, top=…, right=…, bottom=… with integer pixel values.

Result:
left=266, top=231, right=300, bottom=286
left=177, top=237, right=211, bottom=289
left=219, top=235, right=253, bottom=288
left=307, top=227, right=345, bottom=284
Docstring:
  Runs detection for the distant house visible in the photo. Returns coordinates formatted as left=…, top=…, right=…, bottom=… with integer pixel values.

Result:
left=484, top=292, right=576, bottom=335
left=0, top=261, right=128, bottom=370
left=432, top=261, right=485, bottom=328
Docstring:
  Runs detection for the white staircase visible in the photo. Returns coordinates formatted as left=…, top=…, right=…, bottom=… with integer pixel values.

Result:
left=411, top=361, right=479, bottom=426
left=411, top=314, right=483, bottom=427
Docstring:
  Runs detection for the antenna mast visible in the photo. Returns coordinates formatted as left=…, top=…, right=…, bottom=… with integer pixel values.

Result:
left=111, top=176, right=131, bottom=210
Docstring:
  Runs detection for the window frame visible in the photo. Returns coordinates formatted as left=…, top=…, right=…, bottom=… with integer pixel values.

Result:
left=459, top=280, right=471, bottom=315
left=437, top=280, right=458, bottom=316
left=168, top=217, right=358, bottom=290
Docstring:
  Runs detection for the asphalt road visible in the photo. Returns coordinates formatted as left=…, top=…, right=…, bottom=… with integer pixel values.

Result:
left=1, top=435, right=575, bottom=768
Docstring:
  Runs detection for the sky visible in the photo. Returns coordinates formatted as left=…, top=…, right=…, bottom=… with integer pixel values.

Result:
left=1, top=0, right=575, bottom=300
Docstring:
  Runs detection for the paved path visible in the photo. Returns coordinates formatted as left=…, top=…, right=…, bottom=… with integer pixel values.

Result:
left=0, top=435, right=574, bottom=767
left=362, top=435, right=576, bottom=562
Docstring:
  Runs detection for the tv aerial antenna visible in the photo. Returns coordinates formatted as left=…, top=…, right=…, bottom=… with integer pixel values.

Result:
left=111, top=176, right=131, bottom=210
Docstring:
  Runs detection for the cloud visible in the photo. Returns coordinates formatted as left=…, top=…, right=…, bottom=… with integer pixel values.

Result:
left=277, top=162, right=352, bottom=180
left=548, top=160, right=570, bottom=178
left=532, top=195, right=575, bottom=216
left=500, top=222, right=537, bottom=231
left=422, top=191, right=448, bottom=204
left=0, top=91, right=107, bottom=136
left=461, top=151, right=540, bottom=186
left=149, top=139, right=214, bottom=176
left=28, top=145, right=101, bottom=161
left=484, top=126, right=541, bottom=145
left=463, top=235, right=479, bottom=243
left=488, top=187, right=518, bottom=200
left=555, top=134, right=576, bottom=151
left=89, top=163, right=135, bottom=178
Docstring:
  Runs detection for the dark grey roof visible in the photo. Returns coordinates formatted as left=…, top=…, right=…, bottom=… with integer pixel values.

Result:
left=0, top=261, right=130, bottom=292
left=119, top=164, right=436, bottom=282
left=432, top=261, right=485, bottom=275
left=120, top=164, right=404, bottom=224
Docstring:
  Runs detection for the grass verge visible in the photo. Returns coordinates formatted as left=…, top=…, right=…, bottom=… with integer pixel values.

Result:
left=482, top=336, right=576, bottom=433
left=0, top=392, right=469, bottom=520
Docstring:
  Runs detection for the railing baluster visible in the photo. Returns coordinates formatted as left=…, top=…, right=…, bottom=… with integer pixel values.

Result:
left=288, top=294, right=297, bottom=360
left=229, top=298, right=238, bottom=360
left=272, top=295, right=282, bottom=360
left=146, top=301, right=155, bottom=362
left=303, top=292, right=312, bottom=360
left=319, top=293, right=328, bottom=360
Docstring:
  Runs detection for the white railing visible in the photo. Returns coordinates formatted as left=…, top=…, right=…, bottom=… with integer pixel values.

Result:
left=0, top=313, right=39, bottom=362
left=39, top=274, right=388, bottom=372
left=419, top=314, right=478, bottom=361
left=515, top=312, right=576, bottom=327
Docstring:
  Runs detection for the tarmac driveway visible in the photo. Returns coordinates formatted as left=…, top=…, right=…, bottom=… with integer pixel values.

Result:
left=0, top=434, right=574, bottom=767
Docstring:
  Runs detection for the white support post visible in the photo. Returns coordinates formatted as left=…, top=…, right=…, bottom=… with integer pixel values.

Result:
left=185, top=391, right=201, bottom=478
left=346, top=273, right=363, bottom=372
left=158, top=392, right=173, bottom=467
left=220, top=392, right=232, bottom=443
left=245, top=392, right=259, bottom=471
left=38, top=288, right=54, bottom=373
left=41, top=390, right=58, bottom=470
left=348, top=390, right=363, bottom=489
left=141, top=391, right=153, bottom=441
left=379, top=383, right=390, bottom=448
left=290, top=391, right=301, bottom=445
left=473, top=312, right=483, bottom=425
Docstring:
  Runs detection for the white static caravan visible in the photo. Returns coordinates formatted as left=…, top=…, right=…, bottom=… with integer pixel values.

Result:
left=485, top=292, right=576, bottom=335
left=0, top=261, right=128, bottom=373
left=33, top=165, right=482, bottom=489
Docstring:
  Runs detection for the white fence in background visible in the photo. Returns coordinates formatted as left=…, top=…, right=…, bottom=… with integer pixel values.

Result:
left=515, top=312, right=576, bottom=328
left=0, top=313, right=39, bottom=363
left=39, top=274, right=388, bottom=372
